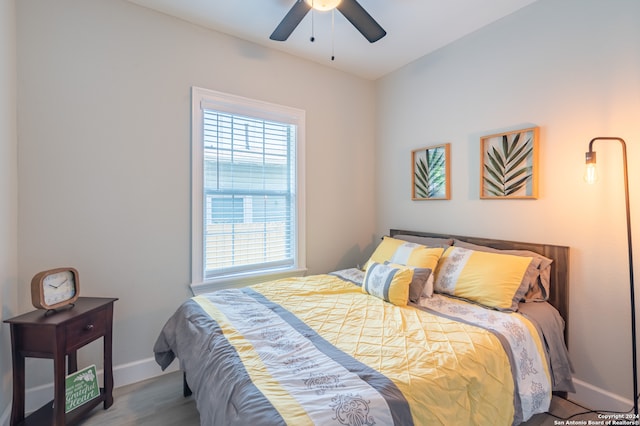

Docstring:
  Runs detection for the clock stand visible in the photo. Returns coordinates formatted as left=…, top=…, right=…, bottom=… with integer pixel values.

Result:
left=43, top=303, right=76, bottom=317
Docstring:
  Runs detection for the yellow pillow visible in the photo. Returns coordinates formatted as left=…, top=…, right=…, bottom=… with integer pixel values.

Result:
left=434, top=246, right=534, bottom=311
left=362, top=263, right=413, bottom=306
left=364, top=236, right=444, bottom=271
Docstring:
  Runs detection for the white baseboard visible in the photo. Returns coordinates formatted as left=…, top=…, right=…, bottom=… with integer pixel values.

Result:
left=569, top=377, right=635, bottom=413
left=23, top=357, right=179, bottom=415
left=112, top=356, right=180, bottom=389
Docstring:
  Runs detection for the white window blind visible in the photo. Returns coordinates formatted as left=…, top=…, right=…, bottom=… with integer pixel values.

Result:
left=191, top=87, right=306, bottom=288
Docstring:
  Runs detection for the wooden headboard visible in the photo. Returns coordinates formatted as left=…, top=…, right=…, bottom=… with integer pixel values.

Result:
left=389, top=229, right=570, bottom=340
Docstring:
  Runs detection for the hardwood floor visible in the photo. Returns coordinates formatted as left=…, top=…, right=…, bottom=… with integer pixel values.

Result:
left=77, top=371, right=607, bottom=425
left=78, top=372, right=199, bottom=426
left=523, top=396, right=609, bottom=426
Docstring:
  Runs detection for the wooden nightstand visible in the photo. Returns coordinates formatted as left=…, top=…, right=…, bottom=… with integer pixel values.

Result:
left=4, top=297, right=118, bottom=426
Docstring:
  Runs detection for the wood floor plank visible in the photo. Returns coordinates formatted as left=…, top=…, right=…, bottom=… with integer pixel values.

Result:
left=78, top=372, right=199, bottom=426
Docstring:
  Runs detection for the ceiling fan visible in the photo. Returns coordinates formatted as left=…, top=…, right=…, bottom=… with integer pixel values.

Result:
left=270, top=0, right=386, bottom=43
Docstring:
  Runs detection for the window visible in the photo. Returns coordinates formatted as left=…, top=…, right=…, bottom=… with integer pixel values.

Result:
left=191, top=87, right=306, bottom=291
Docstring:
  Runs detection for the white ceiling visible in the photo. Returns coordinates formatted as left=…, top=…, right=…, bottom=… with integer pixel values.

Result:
left=128, top=0, right=540, bottom=80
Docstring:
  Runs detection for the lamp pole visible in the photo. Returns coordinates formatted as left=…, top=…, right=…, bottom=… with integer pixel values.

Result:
left=585, top=137, right=637, bottom=415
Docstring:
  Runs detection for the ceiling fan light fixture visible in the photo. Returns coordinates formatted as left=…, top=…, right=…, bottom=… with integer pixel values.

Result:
left=304, top=0, right=342, bottom=12
left=270, top=0, right=385, bottom=43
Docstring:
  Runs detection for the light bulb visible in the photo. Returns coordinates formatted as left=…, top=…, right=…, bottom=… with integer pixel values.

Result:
left=304, top=0, right=341, bottom=11
left=584, top=151, right=597, bottom=184
left=584, top=163, right=597, bottom=184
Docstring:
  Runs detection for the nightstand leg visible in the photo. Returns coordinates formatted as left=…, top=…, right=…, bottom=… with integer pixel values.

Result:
left=53, top=342, right=66, bottom=425
left=9, top=326, right=25, bottom=426
left=68, top=350, right=78, bottom=373
left=103, top=304, right=114, bottom=409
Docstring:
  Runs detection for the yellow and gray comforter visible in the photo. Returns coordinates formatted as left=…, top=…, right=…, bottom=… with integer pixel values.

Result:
left=154, top=270, right=553, bottom=425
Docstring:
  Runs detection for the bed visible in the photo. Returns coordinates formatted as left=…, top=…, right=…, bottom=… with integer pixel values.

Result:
left=154, top=230, right=573, bottom=425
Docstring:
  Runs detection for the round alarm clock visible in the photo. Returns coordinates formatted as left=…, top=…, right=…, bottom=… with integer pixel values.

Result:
left=30, top=267, right=80, bottom=310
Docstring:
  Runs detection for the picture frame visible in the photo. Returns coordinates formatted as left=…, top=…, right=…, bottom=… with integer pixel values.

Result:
left=412, top=143, right=451, bottom=200
left=480, top=127, right=539, bottom=199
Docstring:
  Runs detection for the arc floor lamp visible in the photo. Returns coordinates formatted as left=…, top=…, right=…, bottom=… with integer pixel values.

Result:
left=584, top=137, right=637, bottom=415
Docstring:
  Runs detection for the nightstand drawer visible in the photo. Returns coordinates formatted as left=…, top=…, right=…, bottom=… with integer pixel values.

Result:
left=65, top=308, right=107, bottom=351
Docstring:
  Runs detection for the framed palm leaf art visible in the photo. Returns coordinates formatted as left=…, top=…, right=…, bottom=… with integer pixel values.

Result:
left=480, top=127, right=539, bottom=199
left=412, top=143, right=451, bottom=200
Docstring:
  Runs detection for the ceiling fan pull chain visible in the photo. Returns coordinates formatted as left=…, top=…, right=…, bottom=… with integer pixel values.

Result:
left=331, top=9, right=335, bottom=60
left=310, top=0, right=315, bottom=42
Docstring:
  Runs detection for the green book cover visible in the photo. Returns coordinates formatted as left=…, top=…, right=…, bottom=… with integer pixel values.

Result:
left=65, top=364, right=100, bottom=413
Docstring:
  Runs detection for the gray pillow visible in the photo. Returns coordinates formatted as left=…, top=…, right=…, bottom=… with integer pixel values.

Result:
left=393, top=234, right=453, bottom=249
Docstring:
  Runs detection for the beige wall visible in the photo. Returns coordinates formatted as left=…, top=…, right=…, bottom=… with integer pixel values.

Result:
left=0, top=0, right=19, bottom=421
left=14, top=0, right=376, bottom=394
left=376, top=0, right=640, bottom=410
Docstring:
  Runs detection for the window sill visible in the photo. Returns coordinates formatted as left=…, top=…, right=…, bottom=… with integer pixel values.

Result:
left=190, top=268, right=308, bottom=295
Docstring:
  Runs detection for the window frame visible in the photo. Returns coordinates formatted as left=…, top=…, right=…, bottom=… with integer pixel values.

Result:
left=190, top=87, right=306, bottom=293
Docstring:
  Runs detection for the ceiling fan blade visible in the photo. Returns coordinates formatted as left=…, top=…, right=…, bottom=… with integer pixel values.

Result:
left=270, top=1, right=312, bottom=41
left=337, top=0, right=386, bottom=43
